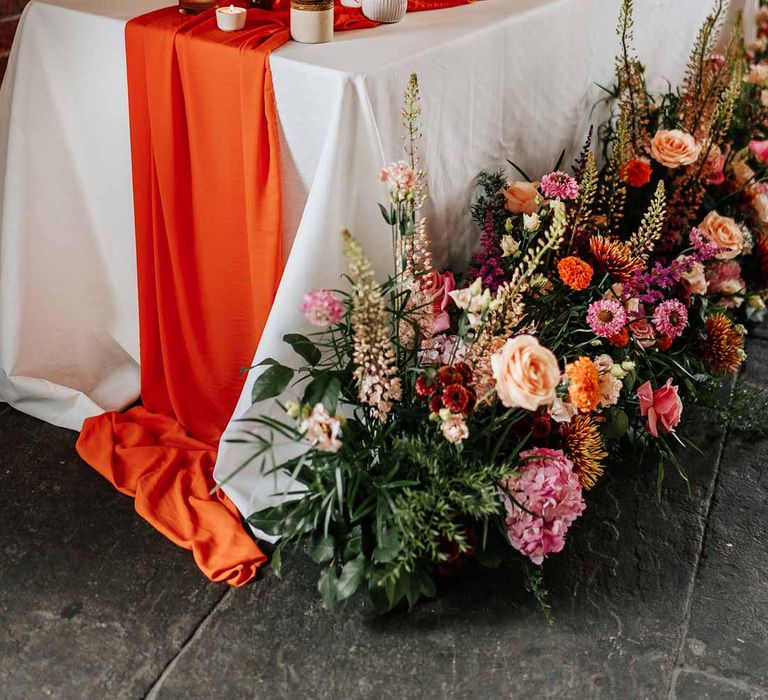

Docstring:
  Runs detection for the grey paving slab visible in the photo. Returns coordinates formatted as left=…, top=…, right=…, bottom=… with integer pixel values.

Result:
left=671, top=339, right=768, bottom=696
left=0, top=408, right=226, bottom=700
left=148, top=406, right=729, bottom=700
left=671, top=669, right=768, bottom=699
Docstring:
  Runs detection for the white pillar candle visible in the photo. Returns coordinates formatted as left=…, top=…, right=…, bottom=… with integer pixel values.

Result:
left=216, top=5, right=247, bottom=31
left=290, top=1, right=334, bottom=44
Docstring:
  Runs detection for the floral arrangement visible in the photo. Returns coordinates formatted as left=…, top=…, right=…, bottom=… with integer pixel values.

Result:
left=226, top=2, right=768, bottom=615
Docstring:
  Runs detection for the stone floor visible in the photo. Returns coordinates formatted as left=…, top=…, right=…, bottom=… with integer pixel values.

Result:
left=1, top=342, right=767, bottom=700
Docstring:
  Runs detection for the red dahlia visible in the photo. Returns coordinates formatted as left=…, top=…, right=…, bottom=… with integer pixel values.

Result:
left=436, top=365, right=463, bottom=387
left=414, top=374, right=436, bottom=400
left=442, top=384, right=470, bottom=414
left=620, top=157, right=652, bottom=188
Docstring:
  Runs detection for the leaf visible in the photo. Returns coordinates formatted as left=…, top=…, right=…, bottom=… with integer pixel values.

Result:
left=601, top=408, right=630, bottom=440
left=251, top=363, right=294, bottom=403
left=372, top=528, right=400, bottom=564
left=308, top=533, right=335, bottom=564
left=343, top=525, right=363, bottom=559
left=270, top=542, right=284, bottom=579
left=303, top=374, right=342, bottom=413
left=336, top=555, right=367, bottom=601
left=378, top=203, right=394, bottom=226
left=247, top=506, right=285, bottom=536
left=318, top=567, right=338, bottom=611
left=283, top=334, right=322, bottom=366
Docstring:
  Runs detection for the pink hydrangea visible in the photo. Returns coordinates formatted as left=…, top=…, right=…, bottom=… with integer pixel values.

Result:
left=652, top=299, right=688, bottom=338
left=586, top=299, right=627, bottom=338
left=499, top=448, right=586, bottom=565
left=300, top=289, right=345, bottom=327
left=540, top=171, right=579, bottom=201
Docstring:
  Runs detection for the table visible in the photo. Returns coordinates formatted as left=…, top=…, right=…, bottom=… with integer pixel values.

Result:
left=0, top=0, right=749, bottom=526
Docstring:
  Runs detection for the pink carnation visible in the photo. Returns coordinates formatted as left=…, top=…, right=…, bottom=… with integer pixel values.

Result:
left=540, top=171, right=579, bottom=201
left=300, top=289, right=345, bottom=327
left=652, top=299, right=688, bottom=338
left=637, top=379, right=683, bottom=437
left=586, top=299, right=627, bottom=338
left=499, top=448, right=585, bottom=565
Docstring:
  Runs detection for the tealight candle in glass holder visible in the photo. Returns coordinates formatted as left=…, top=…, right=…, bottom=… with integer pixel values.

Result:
left=216, top=4, right=248, bottom=30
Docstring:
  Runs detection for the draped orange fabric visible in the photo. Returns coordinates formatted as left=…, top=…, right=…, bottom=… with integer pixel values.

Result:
left=76, top=0, right=474, bottom=585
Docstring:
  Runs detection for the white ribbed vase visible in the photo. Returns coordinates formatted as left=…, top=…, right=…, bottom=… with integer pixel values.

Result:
left=361, top=0, right=406, bottom=23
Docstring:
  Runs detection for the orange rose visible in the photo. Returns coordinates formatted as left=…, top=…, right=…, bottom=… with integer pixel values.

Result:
left=649, top=129, right=702, bottom=169
left=500, top=181, right=540, bottom=215
left=699, top=211, right=744, bottom=260
left=491, top=335, right=560, bottom=411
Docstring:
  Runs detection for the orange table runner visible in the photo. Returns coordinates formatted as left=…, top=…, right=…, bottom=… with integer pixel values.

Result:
left=76, top=0, right=473, bottom=585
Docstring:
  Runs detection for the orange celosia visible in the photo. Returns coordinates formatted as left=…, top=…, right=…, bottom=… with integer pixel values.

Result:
left=557, top=256, right=594, bottom=291
left=565, top=357, right=601, bottom=413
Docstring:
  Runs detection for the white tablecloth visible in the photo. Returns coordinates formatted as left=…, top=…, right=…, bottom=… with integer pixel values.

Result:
left=0, top=0, right=751, bottom=525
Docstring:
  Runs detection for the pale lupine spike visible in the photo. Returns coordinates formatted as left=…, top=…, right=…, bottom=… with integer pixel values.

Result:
left=342, top=230, right=402, bottom=422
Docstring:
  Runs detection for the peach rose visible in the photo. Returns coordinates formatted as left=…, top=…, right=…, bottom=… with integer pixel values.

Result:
left=649, top=129, right=702, bottom=169
left=731, top=159, right=756, bottom=187
left=745, top=63, right=768, bottom=86
left=491, top=335, right=560, bottom=411
left=699, top=211, right=744, bottom=260
left=501, top=181, right=540, bottom=215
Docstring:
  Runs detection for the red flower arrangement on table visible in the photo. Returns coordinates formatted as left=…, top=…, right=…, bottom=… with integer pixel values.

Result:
left=222, top=1, right=768, bottom=615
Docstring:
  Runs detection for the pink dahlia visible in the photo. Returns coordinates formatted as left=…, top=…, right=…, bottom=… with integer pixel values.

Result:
left=540, top=171, right=579, bottom=201
left=300, top=289, right=345, bottom=327
left=586, top=299, right=628, bottom=338
left=499, top=448, right=585, bottom=565
left=652, top=299, right=688, bottom=338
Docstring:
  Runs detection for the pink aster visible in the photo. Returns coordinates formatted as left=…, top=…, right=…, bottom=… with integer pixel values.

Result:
left=499, top=448, right=585, bottom=565
left=540, top=171, right=579, bottom=201
left=652, top=299, right=688, bottom=338
left=586, top=299, right=628, bottom=338
left=300, top=289, right=345, bottom=327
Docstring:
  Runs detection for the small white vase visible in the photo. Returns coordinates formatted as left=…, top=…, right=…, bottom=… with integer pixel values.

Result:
left=362, top=0, right=407, bottom=23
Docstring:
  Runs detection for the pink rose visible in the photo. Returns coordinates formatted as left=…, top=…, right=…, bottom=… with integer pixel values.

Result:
left=419, top=270, right=455, bottom=335
left=749, top=140, right=768, bottom=165
left=491, top=335, right=560, bottom=411
left=702, top=146, right=725, bottom=185
left=698, top=211, right=744, bottom=260
left=500, top=181, right=540, bottom=215
left=629, top=316, right=656, bottom=348
left=637, top=379, right=683, bottom=437
left=649, top=129, right=702, bottom=169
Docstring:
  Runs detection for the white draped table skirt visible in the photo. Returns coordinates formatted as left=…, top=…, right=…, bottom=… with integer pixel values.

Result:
left=0, top=0, right=752, bottom=525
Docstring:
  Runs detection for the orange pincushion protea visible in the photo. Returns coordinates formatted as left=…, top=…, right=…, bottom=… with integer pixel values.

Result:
left=561, top=415, right=608, bottom=489
left=589, top=235, right=644, bottom=284
left=564, top=357, right=601, bottom=413
left=557, top=256, right=594, bottom=291
left=698, top=314, right=744, bottom=374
